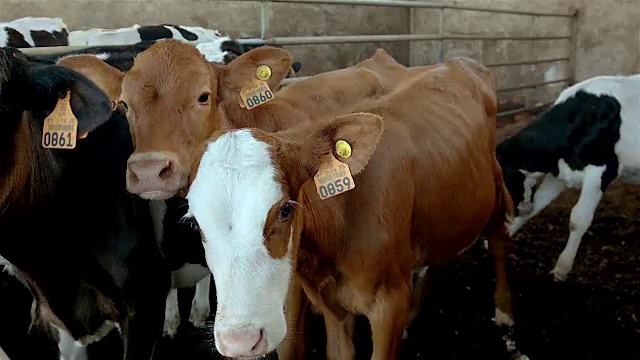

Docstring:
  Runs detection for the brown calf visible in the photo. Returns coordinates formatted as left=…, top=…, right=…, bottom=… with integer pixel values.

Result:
left=184, top=57, right=528, bottom=359
left=59, top=40, right=417, bottom=201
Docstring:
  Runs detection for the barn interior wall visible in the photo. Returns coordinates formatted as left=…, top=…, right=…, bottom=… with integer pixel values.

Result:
left=1, top=0, right=637, bottom=107
left=410, top=0, right=640, bottom=107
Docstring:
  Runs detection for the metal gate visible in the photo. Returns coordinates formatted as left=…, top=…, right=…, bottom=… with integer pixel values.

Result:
left=17, top=0, right=578, bottom=117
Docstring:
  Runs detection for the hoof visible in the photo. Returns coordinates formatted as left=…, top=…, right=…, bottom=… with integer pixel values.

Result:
left=550, top=267, right=569, bottom=282
left=188, top=303, right=210, bottom=327
left=492, top=308, right=515, bottom=327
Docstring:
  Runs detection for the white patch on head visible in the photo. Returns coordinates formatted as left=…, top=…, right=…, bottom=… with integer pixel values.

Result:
left=518, top=170, right=545, bottom=215
left=186, top=129, right=292, bottom=354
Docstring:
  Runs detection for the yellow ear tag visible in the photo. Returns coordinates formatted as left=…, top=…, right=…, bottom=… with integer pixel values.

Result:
left=313, top=153, right=356, bottom=200
left=42, top=90, right=79, bottom=149
left=239, top=80, right=274, bottom=110
left=335, top=140, right=352, bottom=159
left=256, top=65, right=272, bottom=81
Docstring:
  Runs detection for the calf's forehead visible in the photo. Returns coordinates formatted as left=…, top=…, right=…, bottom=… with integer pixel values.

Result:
left=187, top=130, right=285, bottom=232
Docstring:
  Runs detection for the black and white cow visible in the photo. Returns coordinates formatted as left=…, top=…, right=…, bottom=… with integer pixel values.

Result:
left=8, top=45, right=218, bottom=340
left=0, top=17, right=68, bottom=48
left=68, top=24, right=223, bottom=47
left=497, top=75, right=630, bottom=281
left=0, top=46, right=171, bottom=359
left=23, top=38, right=244, bottom=72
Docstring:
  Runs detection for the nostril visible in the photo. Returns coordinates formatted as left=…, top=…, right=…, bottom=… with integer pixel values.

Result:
left=251, top=328, right=265, bottom=352
left=158, top=161, right=173, bottom=180
left=127, top=165, right=140, bottom=183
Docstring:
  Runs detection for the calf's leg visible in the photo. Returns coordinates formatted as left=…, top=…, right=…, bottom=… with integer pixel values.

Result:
left=163, top=288, right=180, bottom=338
left=324, top=315, right=356, bottom=360
left=486, top=170, right=529, bottom=359
left=367, top=286, right=410, bottom=360
left=188, top=273, right=211, bottom=326
left=403, top=266, right=429, bottom=340
left=552, top=166, right=606, bottom=281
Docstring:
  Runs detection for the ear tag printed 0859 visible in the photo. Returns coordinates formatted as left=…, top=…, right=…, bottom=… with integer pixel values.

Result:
left=42, top=90, right=79, bottom=149
left=313, top=141, right=356, bottom=200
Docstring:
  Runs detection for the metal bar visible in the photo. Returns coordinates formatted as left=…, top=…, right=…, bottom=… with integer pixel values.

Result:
left=497, top=78, right=569, bottom=92
left=260, top=1, right=270, bottom=38
left=230, top=0, right=574, bottom=17
left=568, top=9, right=579, bottom=85
left=19, top=32, right=569, bottom=55
left=485, top=57, right=570, bottom=68
left=438, top=8, right=445, bottom=63
left=256, top=34, right=571, bottom=46
left=497, top=102, right=551, bottom=117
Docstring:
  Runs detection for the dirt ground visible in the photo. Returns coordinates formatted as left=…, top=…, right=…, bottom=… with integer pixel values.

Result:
left=2, top=115, right=640, bottom=360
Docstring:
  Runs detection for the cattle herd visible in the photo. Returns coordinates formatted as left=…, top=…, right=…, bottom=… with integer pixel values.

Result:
left=0, top=14, right=637, bottom=360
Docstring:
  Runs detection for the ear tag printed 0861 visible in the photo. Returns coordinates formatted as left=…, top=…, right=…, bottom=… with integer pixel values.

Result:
left=42, top=90, right=79, bottom=149
left=313, top=141, right=356, bottom=200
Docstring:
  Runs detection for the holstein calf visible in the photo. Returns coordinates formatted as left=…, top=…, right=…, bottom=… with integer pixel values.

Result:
left=498, top=75, right=631, bottom=281
left=0, top=17, right=68, bottom=48
left=184, top=57, right=527, bottom=359
left=68, top=24, right=222, bottom=47
left=0, top=47, right=170, bottom=359
left=24, top=38, right=245, bottom=72
left=63, top=40, right=429, bottom=359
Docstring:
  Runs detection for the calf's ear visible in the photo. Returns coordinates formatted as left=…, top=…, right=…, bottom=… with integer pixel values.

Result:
left=57, top=55, right=125, bottom=105
left=217, top=46, right=292, bottom=100
left=281, top=112, right=384, bottom=189
left=24, top=64, right=113, bottom=134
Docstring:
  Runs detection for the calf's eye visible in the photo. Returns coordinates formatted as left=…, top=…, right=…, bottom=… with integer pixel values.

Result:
left=278, top=201, right=296, bottom=222
left=197, top=92, right=210, bottom=104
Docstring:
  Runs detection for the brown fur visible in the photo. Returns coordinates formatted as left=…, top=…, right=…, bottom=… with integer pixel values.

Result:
left=230, top=57, right=517, bottom=359
left=0, top=113, right=57, bottom=216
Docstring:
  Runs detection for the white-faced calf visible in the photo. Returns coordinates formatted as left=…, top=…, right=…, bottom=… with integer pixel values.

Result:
left=185, top=57, right=528, bottom=359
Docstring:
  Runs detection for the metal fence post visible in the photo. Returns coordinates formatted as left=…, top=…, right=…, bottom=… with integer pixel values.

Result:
left=260, top=1, right=271, bottom=39
left=438, top=7, right=444, bottom=63
left=568, top=8, right=580, bottom=85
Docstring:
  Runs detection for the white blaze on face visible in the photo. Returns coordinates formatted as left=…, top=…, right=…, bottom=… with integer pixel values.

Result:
left=186, top=129, right=292, bottom=355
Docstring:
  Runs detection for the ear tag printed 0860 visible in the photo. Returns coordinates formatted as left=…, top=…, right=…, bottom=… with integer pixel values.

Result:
left=42, top=90, right=79, bottom=149
left=239, top=65, right=274, bottom=109
left=313, top=141, right=356, bottom=200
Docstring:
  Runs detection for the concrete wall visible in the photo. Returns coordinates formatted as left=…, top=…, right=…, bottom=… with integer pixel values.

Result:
left=0, top=0, right=410, bottom=76
left=2, top=0, right=638, bottom=106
